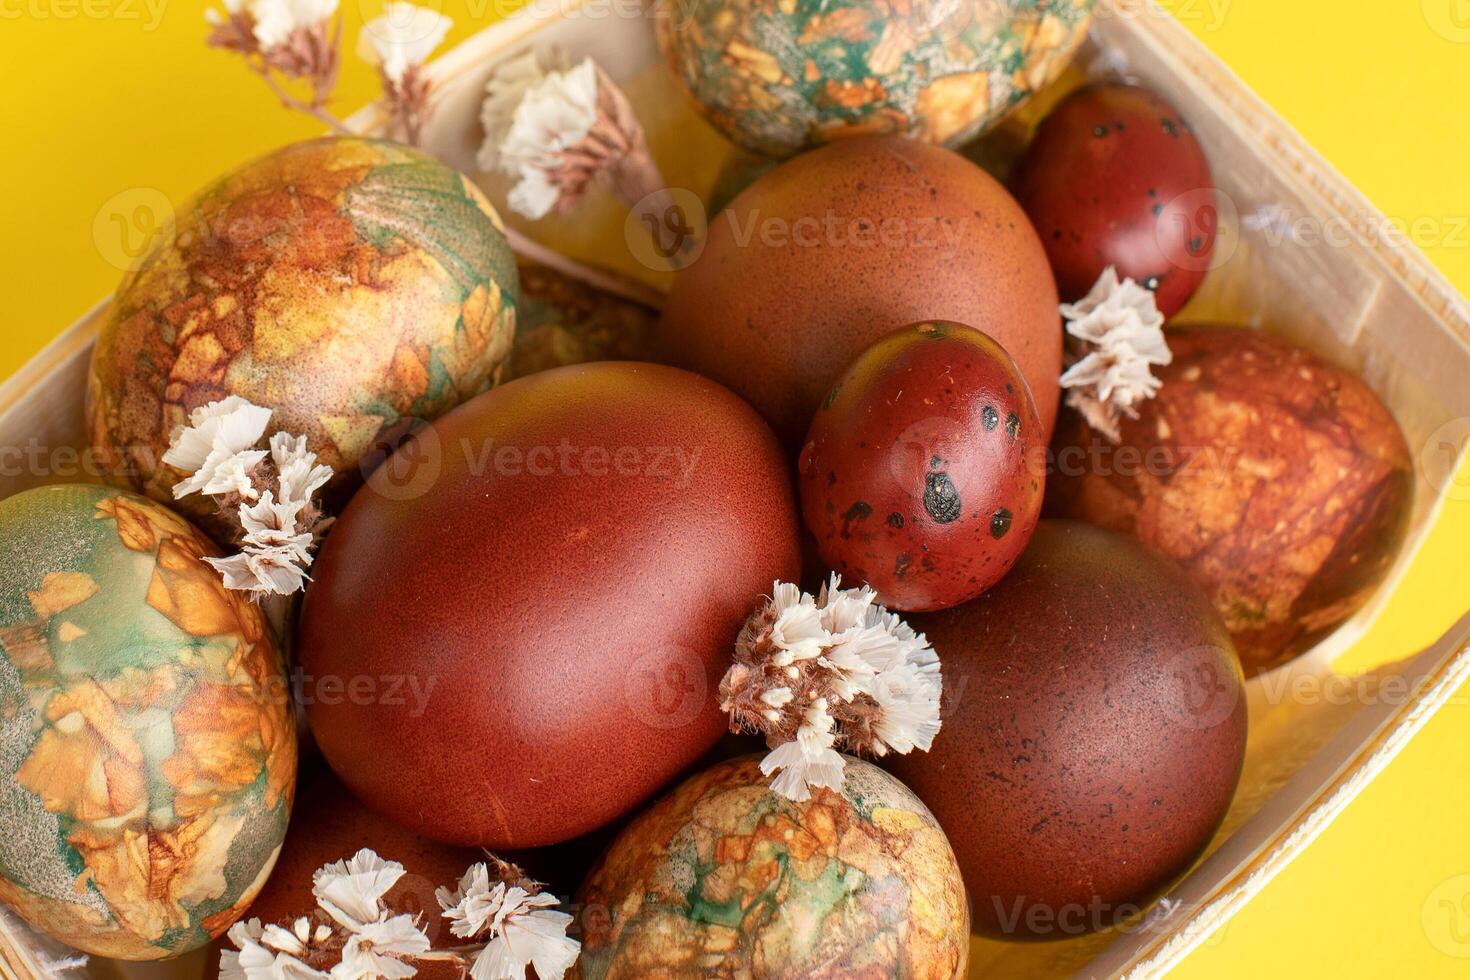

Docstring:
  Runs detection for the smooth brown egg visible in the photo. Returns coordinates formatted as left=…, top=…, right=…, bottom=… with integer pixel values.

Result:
left=890, top=520, right=1247, bottom=939
left=297, top=362, right=802, bottom=850
left=1047, top=326, right=1413, bottom=673
left=657, top=135, right=1062, bottom=447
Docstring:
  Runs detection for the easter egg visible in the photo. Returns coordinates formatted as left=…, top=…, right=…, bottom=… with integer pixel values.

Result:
left=206, top=761, right=479, bottom=980
left=573, top=755, right=968, bottom=978
left=891, top=521, right=1246, bottom=938
left=87, top=137, right=519, bottom=527
left=658, top=135, right=1063, bottom=447
left=298, top=362, right=802, bottom=850
left=0, top=485, right=295, bottom=959
left=658, top=0, right=1095, bottom=157
left=799, top=321, right=1044, bottom=611
left=1013, top=84, right=1217, bottom=318
left=1047, top=326, right=1413, bottom=673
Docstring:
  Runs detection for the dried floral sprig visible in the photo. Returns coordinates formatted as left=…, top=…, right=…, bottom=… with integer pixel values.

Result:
left=165, top=396, right=333, bottom=598
left=206, top=0, right=453, bottom=145
left=207, top=0, right=345, bottom=133
left=436, top=857, right=579, bottom=980
left=721, top=576, right=943, bottom=802
left=1058, top=266, right=1173, bottom=443
left=478, top=51, right=671, bottom=222
left=220, top=849, right=578, bottom=980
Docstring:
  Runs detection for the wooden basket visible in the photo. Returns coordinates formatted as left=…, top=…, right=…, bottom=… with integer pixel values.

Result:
left=3, top=1, right=1470, bottom=976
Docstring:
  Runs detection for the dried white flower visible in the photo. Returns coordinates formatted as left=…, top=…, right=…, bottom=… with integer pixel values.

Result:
left=357, top=2, right=452, bottom=85
left=437, top=864, right=579, bottom=980
left=167, top=397, right=332, bottom=597
left=1058, top=266, right=1173, bottom=442
left=250, top=0, right=338, bottom=50
left=722, top=576, right=943, bottom=801
left=313, top=849, right=407, bottom=931
left=335, top=914, right=431, bottom=979
left=165, top=396, right=273, bottom=499
left=479, top=52, right=599, bottom=219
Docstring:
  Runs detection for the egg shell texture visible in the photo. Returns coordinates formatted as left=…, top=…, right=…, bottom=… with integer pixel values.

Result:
left=0, top=485, right=296, bottom=959
left=1047, top=326, right=1413, bottom=673
left=799, top=321, right=1045, bottom=611
left=1013, top=83, right=1217, bottom=318
left=658, top=135, right=1062, bottom=448
left=658, top=0, right=1095, bottom=157
left=297, top=362, right=802, bottom=850
left=86, top=137, right=518, bottom=527
left=892, top=520, right=1246, bottom=938
left=573, top=754, right=969, bottom=979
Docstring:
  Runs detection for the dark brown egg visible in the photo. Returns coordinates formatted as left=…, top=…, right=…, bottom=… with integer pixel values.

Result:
left=891, top=521, right=1246, bottom=939
left=1013, top=84, right=1216, bottom=318
left=206, top=762, right=480, bottom=980
left=798, top=321, right=1045, bottom=611
left=657, top=135, right=1062, bottom=447
left=298, top=362, right=801, bottom=849
left=1047, top=325, right=1412, bottom=673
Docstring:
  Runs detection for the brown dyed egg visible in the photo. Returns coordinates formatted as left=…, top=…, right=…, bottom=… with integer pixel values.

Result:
left=799, top=321, right=1044, bottom=611
left=1013, top=84, right=1217, bottom=318
left=891, top=521, right=1247, bottom=939
left=297, top=362, right=801, bottom=849
left=1047, top=326, right=1413, bottom=673
left=657, top=135, right=1063, bottom=447
left=206, top=761, right=480, bottom=980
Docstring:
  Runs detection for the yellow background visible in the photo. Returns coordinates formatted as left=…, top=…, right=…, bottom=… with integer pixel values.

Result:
left=2, top=0, right=1470, bottom=975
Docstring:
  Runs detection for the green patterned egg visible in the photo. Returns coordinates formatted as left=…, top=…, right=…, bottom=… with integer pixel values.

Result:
left=658, top=0, right=1096, bottom=157
left=0, top=485, right=296, bottom=959
left=87, top=137, right=519, bottom=526
left=574, top=755, right=969, bottom=978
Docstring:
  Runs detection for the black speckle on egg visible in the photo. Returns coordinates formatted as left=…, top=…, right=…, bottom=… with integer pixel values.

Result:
left=991, top=508, right=1013, bottom=539
left=923, top=472, right=962, bottom=524
left=887, top=512, right=905, bottom=529
left=840, top=500, right=872, bottom=537
left=981, top=405, right=999, bottom=431
left=1005, top=412, right=1021, bottom=439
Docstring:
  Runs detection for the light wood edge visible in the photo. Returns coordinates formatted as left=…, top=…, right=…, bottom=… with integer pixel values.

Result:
left=0, top=299, right=106, bottom=425
left=0, top=911, right=50, bottom=980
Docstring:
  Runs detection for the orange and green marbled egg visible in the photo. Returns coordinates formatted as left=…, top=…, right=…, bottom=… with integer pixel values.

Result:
left=0, top=485, right=296, bottom=959
left=574, top=755, right=969, bottom=979
left=658, top=0, right=1095, bottom=157
left=87, top=137, right=519, bottom=521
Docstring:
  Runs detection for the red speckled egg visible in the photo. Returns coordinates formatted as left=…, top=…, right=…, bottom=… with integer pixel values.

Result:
left=657, top=135, right=1062, bottom=447
left=1047, top=325, right=1412, bottom=673
left=298, top=362, right=801, bottom=849
left=1013, top=84, right=1217, bottom=318
left=798, top=321, right=1044, bottom=611
left=891, top=521, right=1246, bottom=939
left=207, top=762, right=481, bottom=980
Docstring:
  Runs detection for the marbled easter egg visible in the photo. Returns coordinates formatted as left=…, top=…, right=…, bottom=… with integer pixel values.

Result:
left=573, top=755, right=968, bottom=978
left=0, top=485, right=295, bottom=959
left=658, top=0, right=1095, bottom=157
left=87, top=137, right=518, bottom=526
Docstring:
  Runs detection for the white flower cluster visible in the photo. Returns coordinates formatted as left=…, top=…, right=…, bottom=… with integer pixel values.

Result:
left=723, top=576, right=943, bottom=802
left=1058, top=266, right=1174, bottom=442
left=478, top=52, right=599, bottom=219
left=437, top=863, right=580, bottom=980
left=165, top=396, right=333, bottom=597
left=223, top=850, right=429, bottom=980
left=358, top=2, right=453, bottom=85
left=207, top=0, right=338, bottom=52
left=220, top=850, right=579, bottom=980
